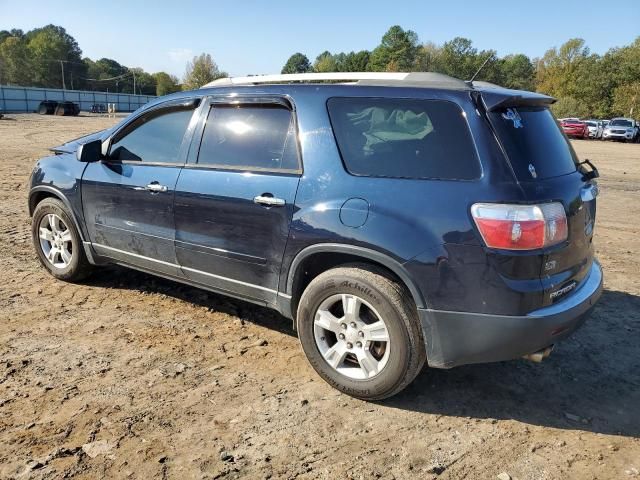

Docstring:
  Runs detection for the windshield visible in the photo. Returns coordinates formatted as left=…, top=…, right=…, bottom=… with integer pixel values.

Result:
left=610, top=119, right=633, bottom=127
left=489, top=107, right=578, bottom=181
left=586, top=121, right=596, bottom=127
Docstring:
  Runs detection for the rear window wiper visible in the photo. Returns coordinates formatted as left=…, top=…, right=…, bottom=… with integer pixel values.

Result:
left=578, top=159, right=599, bottom=181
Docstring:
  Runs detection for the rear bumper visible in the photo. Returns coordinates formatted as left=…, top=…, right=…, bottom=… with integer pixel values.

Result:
left=419, top=260, right=603, bottom=368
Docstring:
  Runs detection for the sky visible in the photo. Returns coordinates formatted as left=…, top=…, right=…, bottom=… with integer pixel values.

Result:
left=1, top=0, right=638, bottom=78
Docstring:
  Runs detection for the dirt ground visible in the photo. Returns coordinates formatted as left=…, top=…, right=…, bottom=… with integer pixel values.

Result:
left=0, top=114, right=639, bottom=480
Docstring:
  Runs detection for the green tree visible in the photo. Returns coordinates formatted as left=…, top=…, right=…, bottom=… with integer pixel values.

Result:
left=612, top=82, right=640, bottom=117
left=536, top=38, right=590, bottom=98
left=92, top=58, right=127, bottom=79
left=281, top=53, right=312, bottom=74
left=550, top=96, right=590, bottom=119
left=534, top=38, right=617, bottom=117
left=500, top=54, right=535, bottom=91
left=314, top=51, right=337, bottom=72
left=435, top=37, right=502, bottom=82
left=25, top=24, right=85, bottom=88
left=154, top=72, right=182, bottom=96
left=414, top=42, right=441, bottom=72
left=0, top=29, right=24, bottom=44
left=82, top=57, right=128, bottom=91
left=342, top=50, right=370, bottom=72
left=0, top=35, right=31, bottom=85
left=125, top=68, right=156, bottom=95
left=183, top=53, right=227, bottom=90
left=369, top=25, right=419, bottom=72
left=437, top=37, right=475, bottom=78
left=599, top=37, right=640, bottom=116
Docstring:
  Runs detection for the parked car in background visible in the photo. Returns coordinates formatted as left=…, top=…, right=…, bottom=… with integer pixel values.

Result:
left=603, top=118, right=638, bottom=142
left=28, top=72, right=603, bottom=400
left=560, top=119, right=589, bottom=139
left=585, top=120, right=604, bottom=139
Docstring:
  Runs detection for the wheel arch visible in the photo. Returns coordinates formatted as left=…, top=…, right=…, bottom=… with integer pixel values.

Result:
left=284, top=243, right=427, bottom=320
left=29, top=186, right=86, bottom=242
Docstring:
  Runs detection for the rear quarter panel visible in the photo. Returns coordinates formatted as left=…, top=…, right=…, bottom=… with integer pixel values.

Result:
left=279, top=86, right=532, bottom=313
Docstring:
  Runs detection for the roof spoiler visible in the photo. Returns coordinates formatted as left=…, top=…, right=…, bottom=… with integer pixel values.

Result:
left=478, top=88, right=556, bottom=111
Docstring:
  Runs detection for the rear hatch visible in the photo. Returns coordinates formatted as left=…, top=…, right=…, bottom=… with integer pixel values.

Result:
left=480, top=91, right=597, bottom=308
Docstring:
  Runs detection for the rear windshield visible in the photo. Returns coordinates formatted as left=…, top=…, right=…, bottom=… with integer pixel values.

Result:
left=610, top=119, right=633, bottom=127
left=489, top=107, right=578, bottom=180
left=327, top=97, right=481, bottom=180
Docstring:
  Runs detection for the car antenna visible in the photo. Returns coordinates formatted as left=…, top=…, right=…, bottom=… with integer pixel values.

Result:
left=466, top=54, right=494, bottom=87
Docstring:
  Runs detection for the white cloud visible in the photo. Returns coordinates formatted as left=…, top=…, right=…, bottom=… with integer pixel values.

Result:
left=167, top=48, right=194, bottom=63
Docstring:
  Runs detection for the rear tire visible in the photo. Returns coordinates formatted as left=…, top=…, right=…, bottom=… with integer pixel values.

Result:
left=31, top=198, right=93, bottom=282
left=297, top=264, right=426, bottom=400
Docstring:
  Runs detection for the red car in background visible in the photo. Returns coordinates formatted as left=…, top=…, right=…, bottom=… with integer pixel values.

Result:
left=559, top=118, right=589, bottom=139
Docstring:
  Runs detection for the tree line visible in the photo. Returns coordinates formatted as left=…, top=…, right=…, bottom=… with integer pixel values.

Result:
left=0, top=25, right=226, bottom=96
left=2, top=24, right=639, bottom=118
left=281, top=26, right=640, bottom=119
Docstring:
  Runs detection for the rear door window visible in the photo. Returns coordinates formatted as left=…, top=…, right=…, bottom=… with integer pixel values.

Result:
left=489, top=107, right=578, bottom=180
left=327, top=97, right=481, bottom=180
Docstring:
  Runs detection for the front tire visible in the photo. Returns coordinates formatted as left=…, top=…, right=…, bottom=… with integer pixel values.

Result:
left=297, top=264, right=426, bottom=400
left=31, top=197, right=93, bottom=282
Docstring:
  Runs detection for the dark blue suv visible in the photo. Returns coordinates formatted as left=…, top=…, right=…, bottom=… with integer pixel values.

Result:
left=29, top=72, right=603, bottom=400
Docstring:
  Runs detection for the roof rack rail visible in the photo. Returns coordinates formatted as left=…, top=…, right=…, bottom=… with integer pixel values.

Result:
left=202, top=72, right=410, bottom=88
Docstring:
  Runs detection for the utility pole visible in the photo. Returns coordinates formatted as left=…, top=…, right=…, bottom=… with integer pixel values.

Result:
left=133, top=70, right=136, bottom=95
left=60, top=60, right=66, bottom=89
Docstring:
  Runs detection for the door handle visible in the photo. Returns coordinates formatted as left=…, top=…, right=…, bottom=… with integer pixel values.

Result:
left=146, top=183, right=168, bottom=193
left=254, top=195, right=285, bottom=207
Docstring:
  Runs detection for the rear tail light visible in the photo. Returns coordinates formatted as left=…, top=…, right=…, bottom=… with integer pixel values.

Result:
left=471, top=202, right=568, bottom=250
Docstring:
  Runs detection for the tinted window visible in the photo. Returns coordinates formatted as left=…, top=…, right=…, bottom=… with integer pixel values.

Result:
left=489, top=107, right=578, bottom=180
left=327, top=97, right=480, bottom=180
left=110, top=108, right=194, bottom=163
left=197, top=105, right=299, bottom=171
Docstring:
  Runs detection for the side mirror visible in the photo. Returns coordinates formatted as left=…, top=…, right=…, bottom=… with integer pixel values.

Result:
left=76, top=139, right=103, bottom=163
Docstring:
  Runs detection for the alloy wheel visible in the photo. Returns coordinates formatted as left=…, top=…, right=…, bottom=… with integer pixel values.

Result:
left=313, top=293, right=390, bottom=380
left=39, top=213, right=73, bottom=269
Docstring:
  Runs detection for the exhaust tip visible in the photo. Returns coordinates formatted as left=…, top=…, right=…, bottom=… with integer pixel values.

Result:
left=522, top=345, right=554, bottom=363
